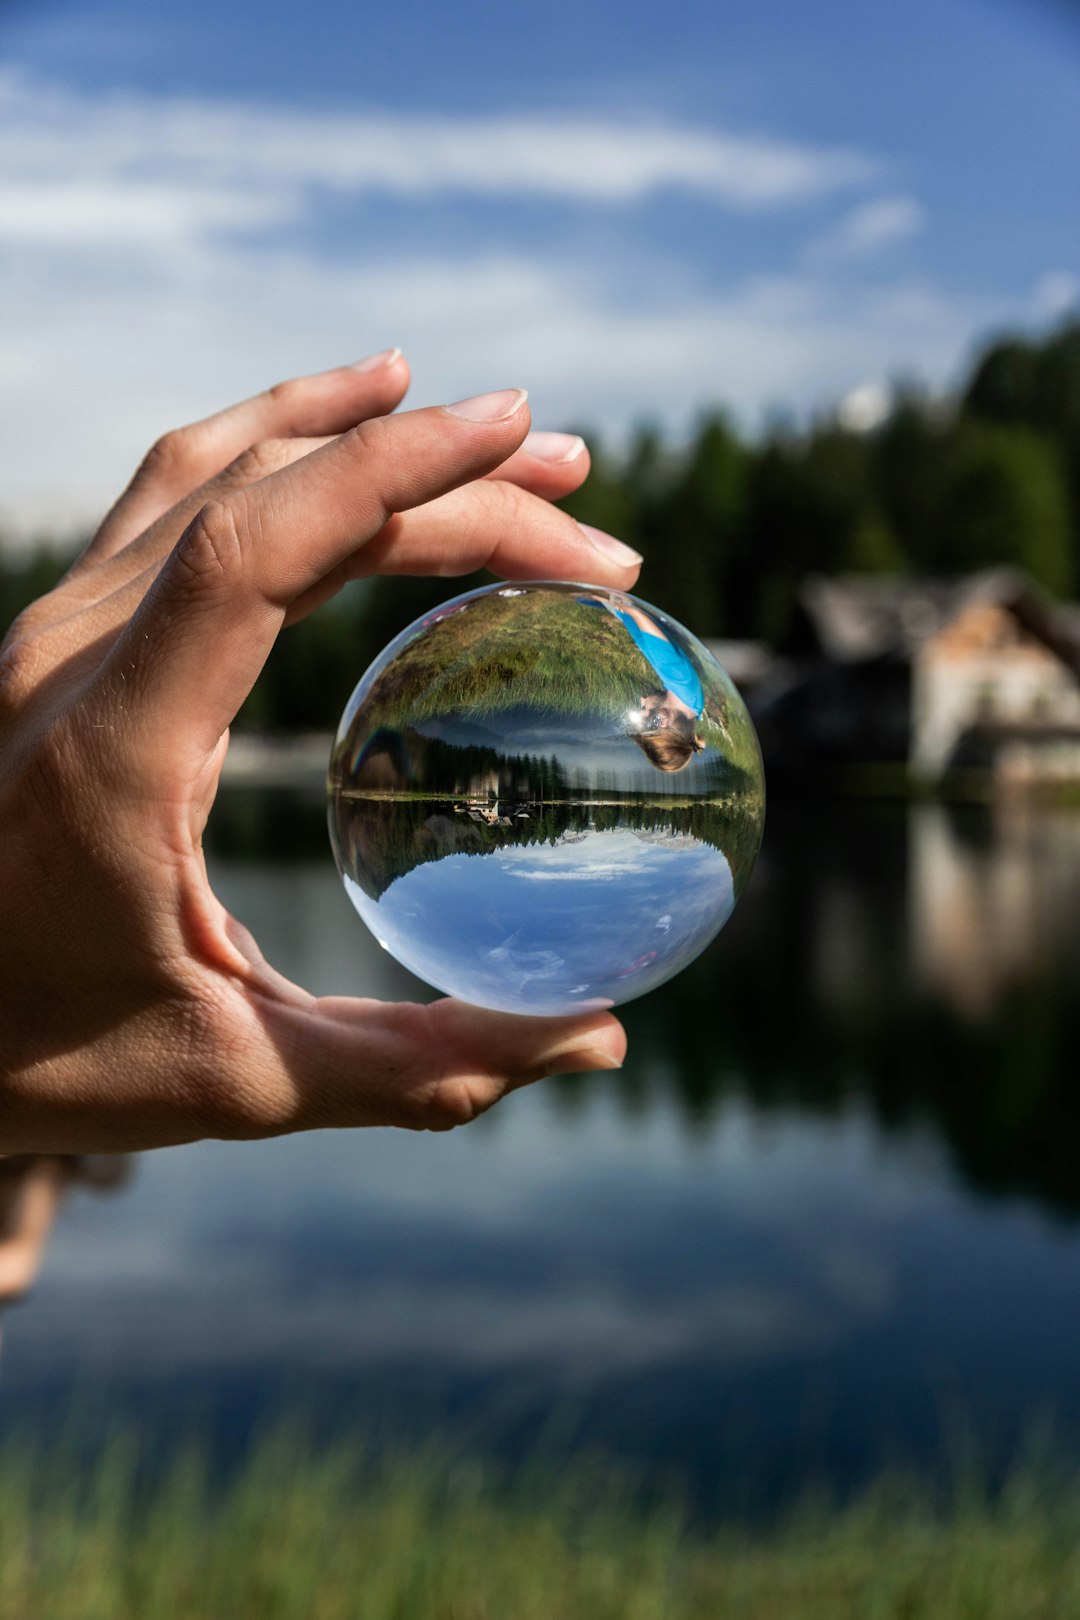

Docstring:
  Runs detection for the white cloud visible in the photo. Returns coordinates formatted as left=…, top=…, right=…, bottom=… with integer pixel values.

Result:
left=498, top=829, right=719, bottom=884
left=1031, top=269, right=1080, bottom=319
left=0, top=67, right=873, bottom=239
left=0, top=179, right=289, bottom=245
left=0, top=243, right=1019, bottom=540
left=807, top=195, right=924, bottom=264
left=0, top=71, right=1030, bottom=543
left=22, top=1270, right=838, bottom=1377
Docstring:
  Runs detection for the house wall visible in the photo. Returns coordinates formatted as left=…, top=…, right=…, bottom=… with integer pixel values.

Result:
left=911, top=601, right=1080, bottom=779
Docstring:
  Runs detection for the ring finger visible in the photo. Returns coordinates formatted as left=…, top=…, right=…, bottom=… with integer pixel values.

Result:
left=33, top=429, right=600, bottom=651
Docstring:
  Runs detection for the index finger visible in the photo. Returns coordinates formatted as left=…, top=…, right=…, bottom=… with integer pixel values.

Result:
left=99, top=390, right=535, bottom=761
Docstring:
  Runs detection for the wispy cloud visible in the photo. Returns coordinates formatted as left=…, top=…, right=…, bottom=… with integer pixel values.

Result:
left=0, top=70, right=1029, bottom=541
left=0, top=66, right=873, bottom=248
left=498, top=831, right=720, bottom=885
left=0, top=178, right=288, bottom=245
left=806, top=195, right=924, bottom=264
left=0, top=243, right=1015, bottom=537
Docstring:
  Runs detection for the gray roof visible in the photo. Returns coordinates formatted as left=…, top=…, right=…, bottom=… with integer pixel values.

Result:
left=798, top=569, right=1078, bottom=666
left=701, top=640, right=773, bottom=686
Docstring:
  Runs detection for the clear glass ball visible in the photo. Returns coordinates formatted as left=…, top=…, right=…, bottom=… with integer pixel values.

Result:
left=328, top=581, right=765, bottom=1015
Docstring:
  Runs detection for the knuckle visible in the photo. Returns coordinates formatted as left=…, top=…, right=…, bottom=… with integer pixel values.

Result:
left=138, top=427, right=195, bottom=486
left=349, top=413, right=393, bottom=464
left=412, top=1071, right=490, bottom=1133
left=448, top=479, right=523, bottom=567
left=227, top=438, right=289, bottom=485
left=473, top=478, right=532, bottom=541
left=173, top=501, right=245, bottom=589
left=380, top=1005, right=495, bottom=1133
left=0, top=624, right=44, bottom=708
left=265, top=377, right=305, bottom=418
left=334, top=416, right=396, bottom=527
left=486, top=475, right=529, bottom=515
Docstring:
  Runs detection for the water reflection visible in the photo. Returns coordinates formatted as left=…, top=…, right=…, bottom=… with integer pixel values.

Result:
left=6, top=796, right=1080, bottom=1507
left=206, top=789, right=1080, bottom=1216
left=675, top=798, right=1080, bottom=1216
left=908, top=803, right=1080, bottom=1022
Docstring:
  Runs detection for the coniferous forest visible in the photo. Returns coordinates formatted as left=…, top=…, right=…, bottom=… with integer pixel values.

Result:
left=2, top=319, right=1077, bottom=733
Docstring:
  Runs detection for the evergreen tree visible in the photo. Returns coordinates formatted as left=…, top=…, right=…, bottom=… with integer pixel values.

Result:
left=932, top=422, right=1073, bottom=595
left=6, top=318, right=1080, bottom=732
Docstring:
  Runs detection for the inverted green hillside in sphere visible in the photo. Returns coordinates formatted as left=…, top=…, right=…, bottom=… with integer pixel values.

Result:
left=328, top=581, right=765, bottom=1015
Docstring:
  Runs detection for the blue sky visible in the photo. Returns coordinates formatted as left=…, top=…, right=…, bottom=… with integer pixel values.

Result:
left=349, top=827, right=734, bottom=1015
left=1, top=0, right=1077, bottom=537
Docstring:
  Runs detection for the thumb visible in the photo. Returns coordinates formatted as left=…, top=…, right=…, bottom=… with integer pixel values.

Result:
left=231, top=991, right=626, bottom=1137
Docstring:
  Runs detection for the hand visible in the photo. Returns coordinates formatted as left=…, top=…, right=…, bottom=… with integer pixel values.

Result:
left=0, top=1157, right=66, bottom=1305
left=0, top=353, right=641, bottom=1153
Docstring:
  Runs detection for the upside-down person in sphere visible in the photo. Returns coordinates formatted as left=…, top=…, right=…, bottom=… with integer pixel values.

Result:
left=579, top=592, right=707, bottom=771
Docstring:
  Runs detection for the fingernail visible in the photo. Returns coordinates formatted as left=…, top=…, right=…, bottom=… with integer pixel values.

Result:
left=541, top=1037, right=624, bottom=1075
left=351, top=347, right=402, bottom=372
left=444, top=388, right=529, bottom=423
left=578, top=524, right=643, bottom=568
left=523, top=431, right=586, bottom=464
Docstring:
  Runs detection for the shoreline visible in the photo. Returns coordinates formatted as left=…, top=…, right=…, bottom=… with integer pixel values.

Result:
left=221, top=732, right=1080, bottom=806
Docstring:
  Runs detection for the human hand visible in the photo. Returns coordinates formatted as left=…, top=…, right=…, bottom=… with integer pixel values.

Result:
left=0, top=1154, right=129, bottom=1307
left=0, top=1157, right=66, bottom=1306
left=0, top=353, right=641, bottom=1153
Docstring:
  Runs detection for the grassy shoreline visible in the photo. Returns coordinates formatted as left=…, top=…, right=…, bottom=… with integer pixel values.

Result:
left=5, top=1432, right=1080, bottom=1618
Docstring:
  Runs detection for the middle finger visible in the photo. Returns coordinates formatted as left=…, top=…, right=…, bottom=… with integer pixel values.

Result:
left=61, top=426, right=595, bottom=614
left=33, top=432, right=606, bottom=651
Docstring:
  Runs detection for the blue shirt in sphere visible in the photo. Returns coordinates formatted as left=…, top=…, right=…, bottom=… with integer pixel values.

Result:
left=611, top=611, right=705, bottom=714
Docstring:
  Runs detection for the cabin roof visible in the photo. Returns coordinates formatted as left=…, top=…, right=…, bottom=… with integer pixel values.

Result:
left=796, top=569, right=1077, bottom=667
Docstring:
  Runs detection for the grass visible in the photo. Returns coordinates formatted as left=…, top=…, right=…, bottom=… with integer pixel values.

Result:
left=344, top=587, right=760, bottom=771
left=4, top=1430, right=1080, bottom=1618
left=363, top=589, right=670, bottom=722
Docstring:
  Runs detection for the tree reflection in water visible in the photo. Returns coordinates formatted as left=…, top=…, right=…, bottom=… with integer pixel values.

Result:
left=6, top=794, right=1080, bottom=1514
left=195, top=790, right=1080, bottom=1217
left=595, top=798, right=1080, bottom=1220
left=213, top=788, right=1080, bottom=1218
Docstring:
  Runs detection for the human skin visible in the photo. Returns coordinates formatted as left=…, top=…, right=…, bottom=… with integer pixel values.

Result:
left=0, top=1158, right=66, bottom=1304
left=640, top=690, right=698, bottom=729
left=0, top=352, right=642, bottom=1154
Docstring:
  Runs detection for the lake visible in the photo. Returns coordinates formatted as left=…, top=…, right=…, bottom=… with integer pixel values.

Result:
left=5, top=791, right=1080, bottom=1512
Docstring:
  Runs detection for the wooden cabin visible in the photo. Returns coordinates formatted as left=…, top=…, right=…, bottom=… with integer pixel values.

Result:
left=764, top=571, right=1080, bottom=786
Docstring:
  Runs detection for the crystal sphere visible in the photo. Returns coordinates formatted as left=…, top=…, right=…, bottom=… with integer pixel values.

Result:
left=328, top=581, right=765, bottom=1015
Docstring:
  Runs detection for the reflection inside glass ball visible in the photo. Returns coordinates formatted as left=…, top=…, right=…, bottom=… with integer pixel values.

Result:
left=328, top=582, right=765, bottom=1015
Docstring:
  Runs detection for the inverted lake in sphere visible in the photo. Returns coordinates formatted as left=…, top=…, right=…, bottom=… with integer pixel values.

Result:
left=337, top=800, right=736, bottom=1015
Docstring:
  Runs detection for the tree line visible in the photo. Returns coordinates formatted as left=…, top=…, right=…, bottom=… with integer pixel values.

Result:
left=2, top=318, right=1077, bottom=732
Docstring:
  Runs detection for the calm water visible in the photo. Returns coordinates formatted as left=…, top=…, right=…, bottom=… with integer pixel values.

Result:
left=5, top=793, right=1080, bottom=1509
